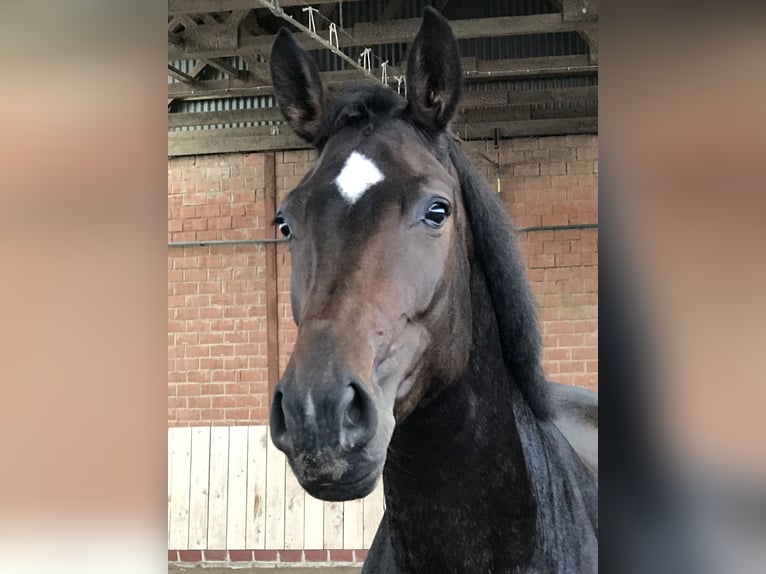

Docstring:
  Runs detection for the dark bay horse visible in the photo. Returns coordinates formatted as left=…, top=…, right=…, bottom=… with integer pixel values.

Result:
left=268, top=8, right=597, bottom=572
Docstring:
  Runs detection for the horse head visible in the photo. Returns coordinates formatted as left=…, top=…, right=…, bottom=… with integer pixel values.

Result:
left=268, top=8, right=475, bottom=501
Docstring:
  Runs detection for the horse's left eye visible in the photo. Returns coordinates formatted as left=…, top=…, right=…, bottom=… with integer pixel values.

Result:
left=275, top=215, right=292, bottom=238
left=424, top=200, right=451, bottom=228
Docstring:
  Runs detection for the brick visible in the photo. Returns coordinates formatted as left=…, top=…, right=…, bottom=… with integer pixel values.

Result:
left=512, top=137, right=539, bottom=150
left=253, top=550, right=278, bottom=561
left=573, top=293, right=598, bottom=306
left=556, top=253, right=582, bottom=267
left=528, top=255, right=555, bottom=269
left=225, top=407, right=250, bottom=420
left=544, top=348, right=571, bottom=361
left=539, top=135, right=567, bottom=149
left=566, top=161, right=596, bottom=175
left=204, top=550, right=226, bottom=561
left=513, top=163, right=540, bottom=177
left=559, top=334, right=586, bottom=347
left=575, top=146, right=598, bottom=161
left=565, top=134, right=595, bottom=147
left=178, top=550, right=202, bottom=562
left=229, top=550, right=253, bottom=561
left=541, top=214, right=569, bottom=227
left=355, top=549, right=369, bottom=562
left=543, top=240, right=570, bottom=255
left=549, top=148, right=577, bottom=163
left=168, top=550, right=178, bottom=561
left=540, top=162, right=567, bottom=175
left=329, top=550, right=355, bottom=562
left=546, top=321, right=575, bottom=334
left=279, top=550, right=302, bottom=562
left=305, top=550, right=329, bottom=562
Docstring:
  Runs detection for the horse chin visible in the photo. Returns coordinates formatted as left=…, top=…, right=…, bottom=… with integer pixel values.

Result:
left=295, top=462, right=382, bottom=502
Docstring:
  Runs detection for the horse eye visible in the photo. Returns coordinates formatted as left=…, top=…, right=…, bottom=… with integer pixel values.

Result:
left=275, top=216, right=292, bottom=238
left=424, top=200, right=451, bottom=228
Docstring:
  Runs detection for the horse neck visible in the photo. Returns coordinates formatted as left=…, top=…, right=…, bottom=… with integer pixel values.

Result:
left=382, top=258, right=543, bottom=568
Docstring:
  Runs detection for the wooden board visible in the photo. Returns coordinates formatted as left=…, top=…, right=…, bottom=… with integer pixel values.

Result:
left=188, top=427, right=211, bottom=549
left=363, top=481, right=385, bottom=548
left=168, top=425, right=388, bottom=550
left=343, top=498, right=364, bottom=549
left=245, top=426, right=268, bottom=549
left=207, top=427, right=229, bottom=548
left=226, top=426, right=248, bottom=549
left=303, top=492, right=325, bottom=549
left=265, top=428, right=286, bottom=548
left=323, top=501, right=344, bottom=549
left=283, top=467, right=305, bottom=549
left=168, top=429, right=173, bottom=543
left=168, top=427, right=192, bottom=549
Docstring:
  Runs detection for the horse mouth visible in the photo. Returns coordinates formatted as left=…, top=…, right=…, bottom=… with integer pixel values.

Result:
left=300, top=466, right=381, bottom=501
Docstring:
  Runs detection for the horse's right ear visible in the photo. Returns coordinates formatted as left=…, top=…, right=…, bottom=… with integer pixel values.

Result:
left=405, top=7, right=462, bottom=131
left=270, top=29, right=325, bottom=142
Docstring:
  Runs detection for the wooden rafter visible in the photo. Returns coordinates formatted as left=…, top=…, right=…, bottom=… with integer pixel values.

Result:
left=168, top=86, right=597, bottom=129
left=168, top=12, right=597, bottom=59
left=167, top=55, right=595, bottom=101
left=168, top=0, right=362, bottom=15
left=168, top=64, right=197, bottom=83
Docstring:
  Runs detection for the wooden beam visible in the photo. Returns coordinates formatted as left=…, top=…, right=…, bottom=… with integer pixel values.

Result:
left=264, top=152, right=280, bottom=399
left=202, top=57, right=245, bottom=79
left=169, top=0, right=361, bottom=15
left=168, top=127, right=307, bottom=156
left=168, top=12, right=598, bottom=59
left=167, top=55, right=594, bottom=101
left=554, top=0, right=598, bottom=63
left=167, top=86, right=597, bottom=129
left=167, top=64, right=197, bottom=84
left=455, top=117, right=598, bottom=140
left=168, top=107, right=284, bottom=128
left=462, top=85, right=597, bottom=109
left=167, top=116, right=597, bottom=156
left=168, top=60, right=207, bottom=108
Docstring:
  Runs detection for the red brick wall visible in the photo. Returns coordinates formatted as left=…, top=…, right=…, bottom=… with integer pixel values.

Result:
left=168, top=136, right=598, bottom=426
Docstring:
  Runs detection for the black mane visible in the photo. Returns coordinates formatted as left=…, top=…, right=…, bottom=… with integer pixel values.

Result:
left=449, top=141, right=552, bottom=419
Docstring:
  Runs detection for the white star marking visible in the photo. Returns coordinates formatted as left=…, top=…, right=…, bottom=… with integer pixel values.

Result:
left=334, top=151, right=384, bottom=204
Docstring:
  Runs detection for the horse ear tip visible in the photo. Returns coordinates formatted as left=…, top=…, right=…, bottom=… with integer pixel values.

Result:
left=273, top=28, right=294, bottom=48
left=422, top=6, right=450, bottom=27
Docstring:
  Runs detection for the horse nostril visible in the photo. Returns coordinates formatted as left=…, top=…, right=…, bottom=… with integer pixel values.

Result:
left=339, top=381, right=377, bottom=451
left=270, top=390, right=292, bottom=452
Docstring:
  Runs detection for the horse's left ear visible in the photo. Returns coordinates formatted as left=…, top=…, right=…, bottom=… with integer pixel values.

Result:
left=405, top=7, right=462, bottom=131
left=270, top=28, right=325, bottom=142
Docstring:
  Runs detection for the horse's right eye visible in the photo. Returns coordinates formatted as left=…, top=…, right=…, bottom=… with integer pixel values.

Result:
left=423, top=199, right=451, bottom=228
left=275, top=216, right=292, bottom=238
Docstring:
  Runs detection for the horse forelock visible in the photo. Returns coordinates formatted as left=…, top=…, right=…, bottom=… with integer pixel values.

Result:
left=314, top=82, right=407, bottom=149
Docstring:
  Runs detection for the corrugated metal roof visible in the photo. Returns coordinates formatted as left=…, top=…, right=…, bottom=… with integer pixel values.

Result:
left=168, top=0, right=596, bottom=135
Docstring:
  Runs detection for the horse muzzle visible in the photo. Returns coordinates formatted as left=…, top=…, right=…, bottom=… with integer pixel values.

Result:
left=270, top=374, right=383, bottom=500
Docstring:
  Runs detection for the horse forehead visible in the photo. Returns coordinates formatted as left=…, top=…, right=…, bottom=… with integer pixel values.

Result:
left=333, top=150, right=385, bottom=205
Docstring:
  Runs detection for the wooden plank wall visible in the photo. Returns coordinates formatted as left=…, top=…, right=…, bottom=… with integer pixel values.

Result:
left=168, top=425, right=385, bottom=550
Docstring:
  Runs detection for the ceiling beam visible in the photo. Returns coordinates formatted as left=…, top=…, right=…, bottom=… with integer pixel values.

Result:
left=168, top=0, right=362, bottom=15
left=552, top=0, right=598, bottom=63
left=167, top=64, right=197, bottom=83
left=202, top=57, right=246, bottom=79
left=168, top=116, right=597, bottom=157
left=167, top=55, right=595, bottom=101
left=168, top=12, right=597, bottom=59
left=169, top=127, right=308, bottom=156
left=455, top=117, right=598, bottom=141
left=167, top=86, right=597, bottom=129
